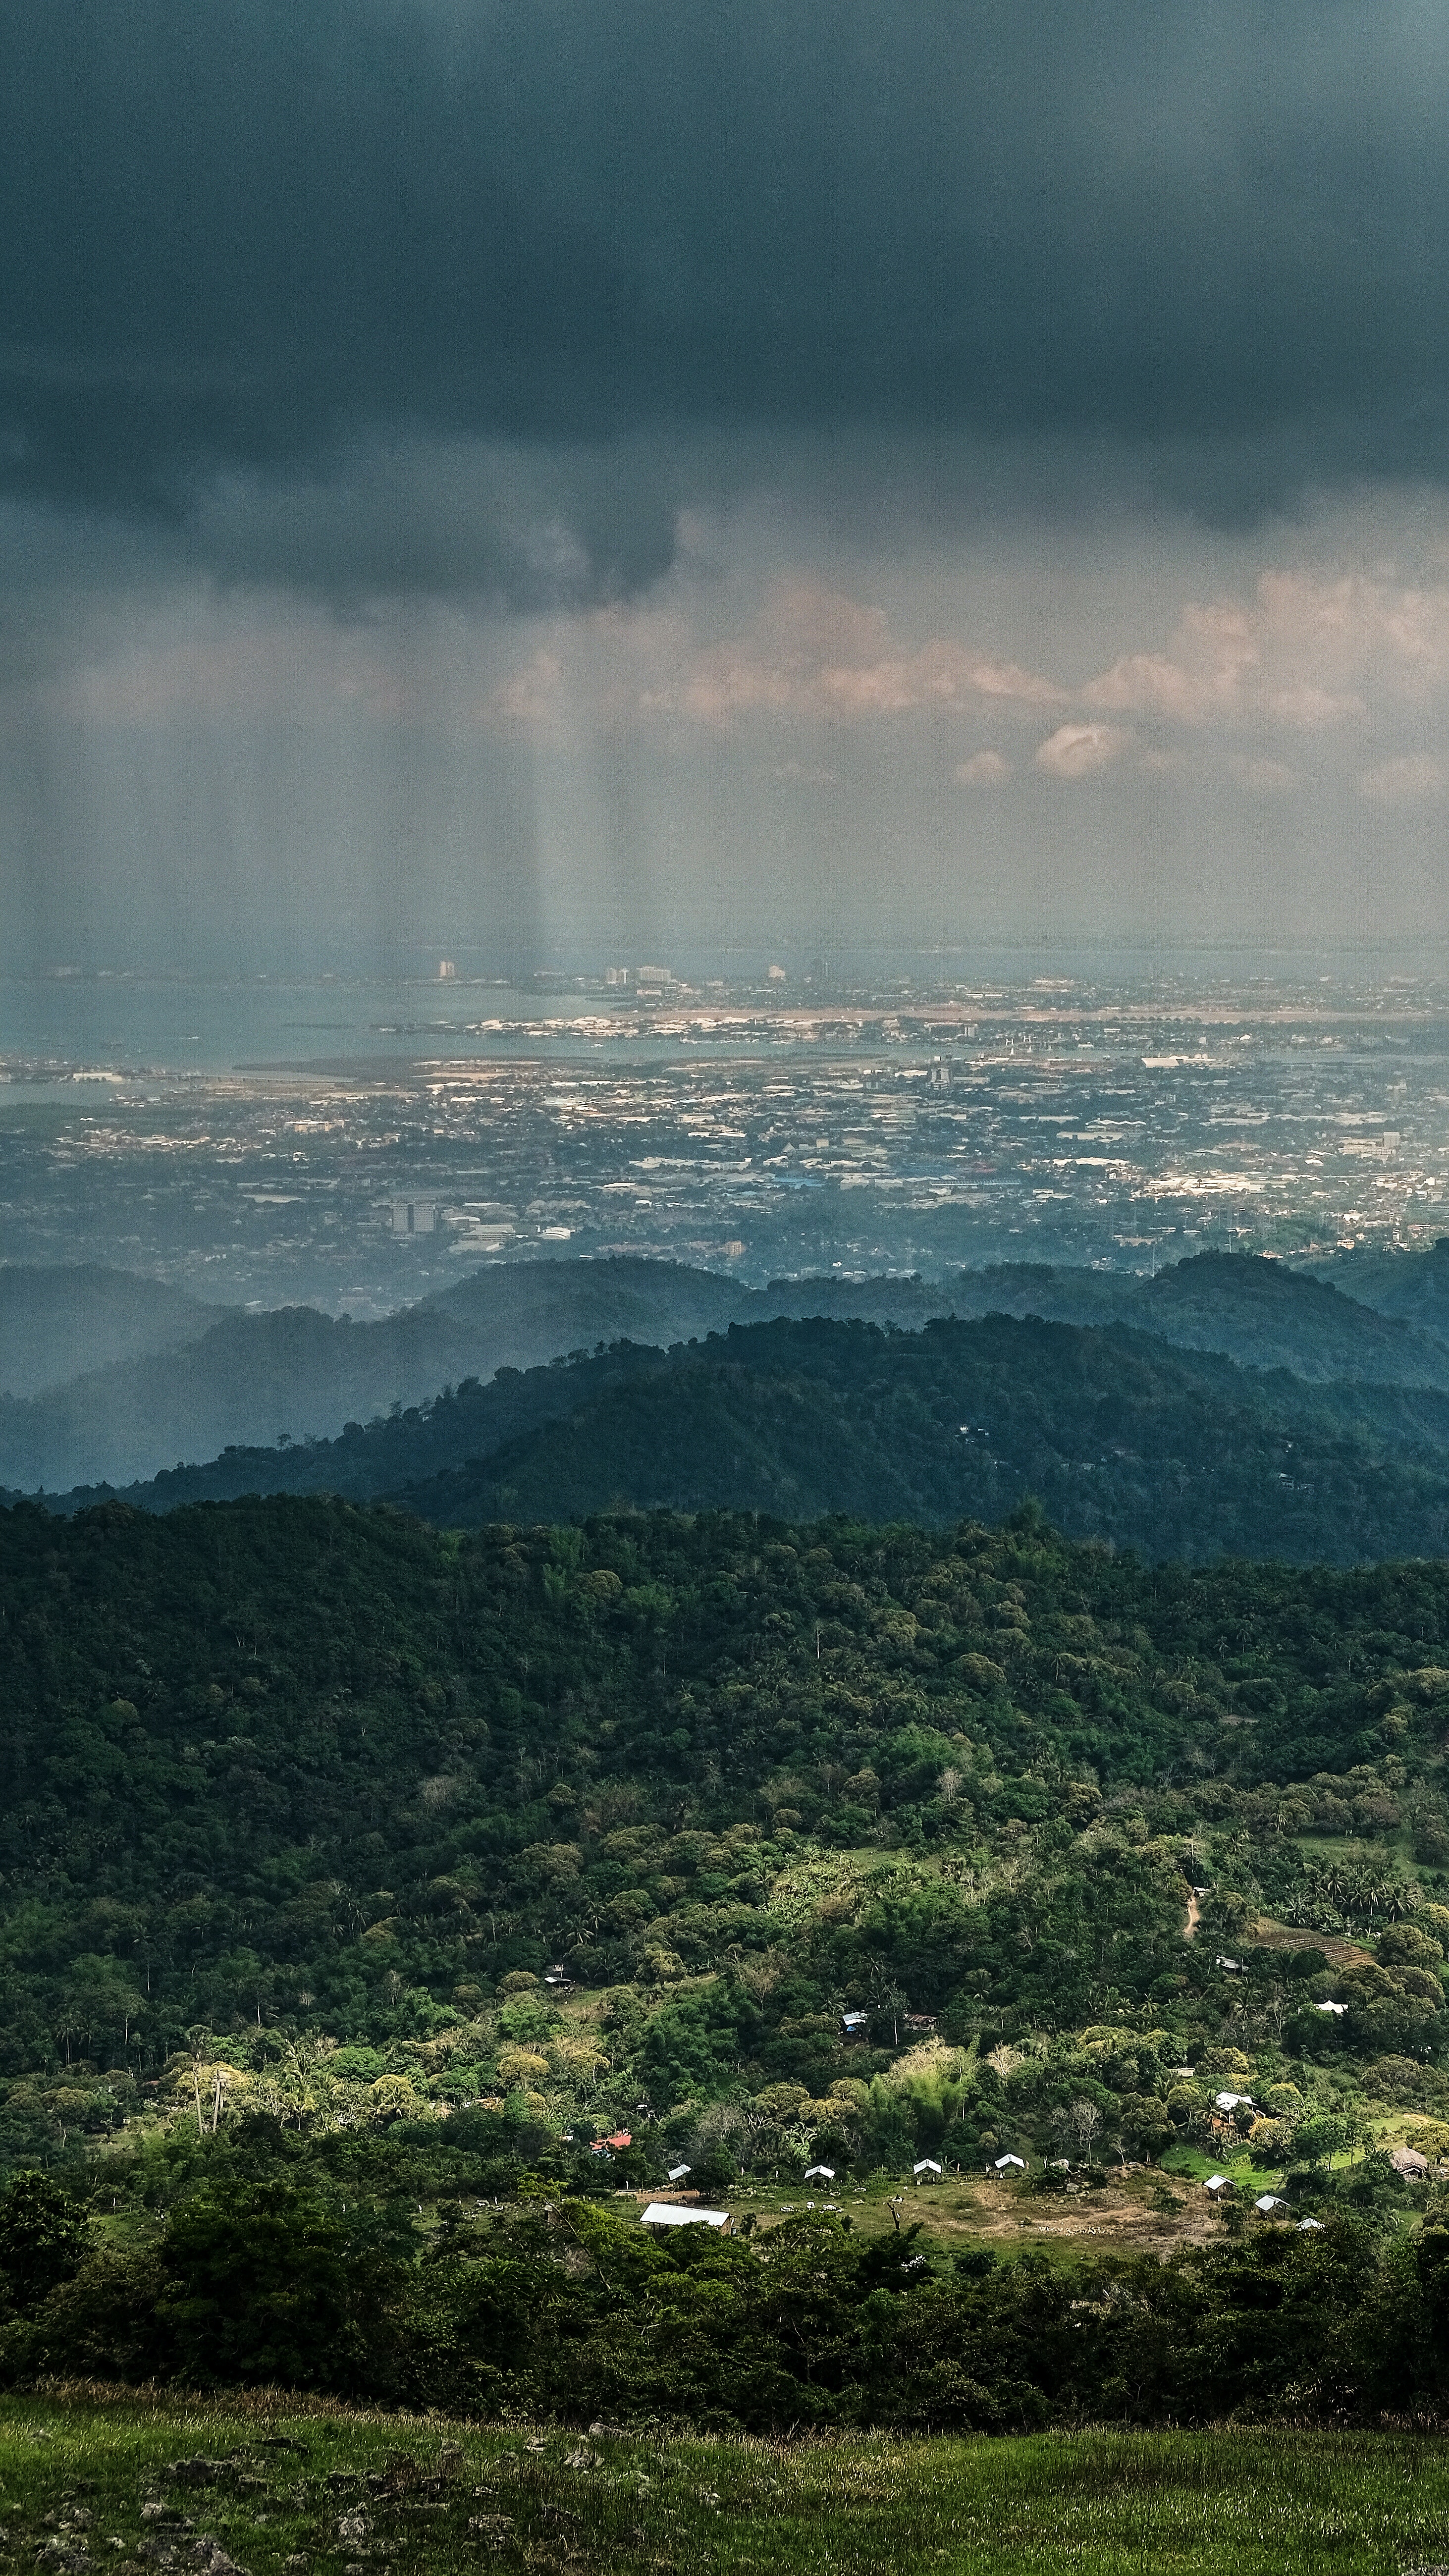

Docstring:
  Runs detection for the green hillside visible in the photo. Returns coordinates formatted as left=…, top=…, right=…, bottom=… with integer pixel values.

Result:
left=388, top=1314, right=1449, bottom=1561
left=3, top=1488, right=1449, bottom=2110
left=4, top=1492, right=1449, bottom=2422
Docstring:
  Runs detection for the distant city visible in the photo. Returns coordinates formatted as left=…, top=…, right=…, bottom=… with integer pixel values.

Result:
left=3, top=964, right=1449, bottom=1314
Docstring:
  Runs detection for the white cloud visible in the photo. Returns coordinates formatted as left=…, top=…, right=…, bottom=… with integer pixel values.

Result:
left=1262, top=682, right=1364, bottom=729
left=1356, top=752, right=1448, bottom=804
left=1035, top=722, right=1134, bottom=779
left=954, top=750, right=1011, bottom=784
left=967, top=660, right=1067, bottom=706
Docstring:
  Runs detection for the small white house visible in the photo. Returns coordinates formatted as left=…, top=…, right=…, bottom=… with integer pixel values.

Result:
left=1314, top=2000, right=1347, bottom=2017
left=1297, top=2217, right=1326, bottom=2232
left=640, top=2203, right=731, bottom=2232
left=666, top=2163, right=692, bottom=2182
left=994, top=2153, right=1026, bottom=2172
left=1214, top=2091, right=1254, bottom=2113
left=1254, top=2194, right=1288, bottom=2214
left=1203, top=2174, right=1234, bottom=2197
left=803, top=2163, right=835, bottom=2182
left=913, top=2158, right=943, bottom=2183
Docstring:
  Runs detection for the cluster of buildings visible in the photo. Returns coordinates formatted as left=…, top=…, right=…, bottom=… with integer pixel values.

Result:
left=7, top=969, right=1449, bottom=1313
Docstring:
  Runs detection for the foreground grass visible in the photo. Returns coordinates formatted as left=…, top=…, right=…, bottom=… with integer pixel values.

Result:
left=1, top=2396, right=1448, bottom=2575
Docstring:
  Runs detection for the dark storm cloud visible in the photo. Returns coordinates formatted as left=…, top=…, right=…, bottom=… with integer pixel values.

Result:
left=6, top=0, right=1449, bottom=592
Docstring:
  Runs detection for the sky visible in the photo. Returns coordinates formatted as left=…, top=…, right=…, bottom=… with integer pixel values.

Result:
left=5, top=0, right=1449, bottom=973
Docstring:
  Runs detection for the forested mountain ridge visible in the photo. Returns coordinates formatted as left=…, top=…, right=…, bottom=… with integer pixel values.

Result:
left=386, top=1314, right=1449, bottom=1563
left=43, top=1307, right=1449, bottom=1566
left=3, top=1490, right=1449, bottom=2190
left=960, top=1250, right=1449, bottom=1388
left=1316, top=1235, right=1449, bottom=1343
left=0, top=1259, right=751, bottom=1493
left=12, top=1247, right=1449, bottom=1497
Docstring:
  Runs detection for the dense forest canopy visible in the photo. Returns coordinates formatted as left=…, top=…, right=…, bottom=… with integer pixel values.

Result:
left=3, top=1492, right=1449, bottom=2189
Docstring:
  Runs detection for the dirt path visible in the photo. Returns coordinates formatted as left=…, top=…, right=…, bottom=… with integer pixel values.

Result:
left=1184, top=1888, right=1201, bottom=1939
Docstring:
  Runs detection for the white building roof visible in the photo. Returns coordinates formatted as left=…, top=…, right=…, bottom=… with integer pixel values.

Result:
left=1214, top=2091, right=1254, bottom=2111
left=1204, top=2174, right=1233, bottom=2191
left=1297, top=2217, right=1325, bottom=2231
left=1255, top=2194, right=1287, bottom=2211
left=803, top=2164, right=835, bottom=2180
left=666, top=2163, right=692, bottom=2181
left=994, top=2153, right=1026, bottom=2170
left=1313, top=2000, right=1347, bottom=2016
left=640, top=2203, right=730, bottom=2229
left=913, top=2158, right=943, bottom=2174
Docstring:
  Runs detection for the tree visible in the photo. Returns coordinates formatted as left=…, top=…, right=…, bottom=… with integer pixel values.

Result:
left=0, top=2172, right=90, bottom=2308
left=1070, top=2099, right=1103, bottom=2164
left=155, top=2182, right=406, bottom=2390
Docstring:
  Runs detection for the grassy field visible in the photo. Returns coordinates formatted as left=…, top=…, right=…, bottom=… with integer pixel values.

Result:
left=2, top=2395, right=1448, bottom=2576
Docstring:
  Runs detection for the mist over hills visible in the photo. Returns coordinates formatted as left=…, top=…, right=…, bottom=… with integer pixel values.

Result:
left=963, top=1250, right=1449, bottom=1390
left=10, top=1245, right=1449, bottom=1497
left=0, top=1263, right=221, bottom=1399
left=0, top=1258, right=756, bottom=1493
left=1311, top=1238, right=1449, bottom=1344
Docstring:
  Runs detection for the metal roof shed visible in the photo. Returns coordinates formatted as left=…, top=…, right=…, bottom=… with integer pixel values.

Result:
left=640, top=2202, right=731, bottom=2231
